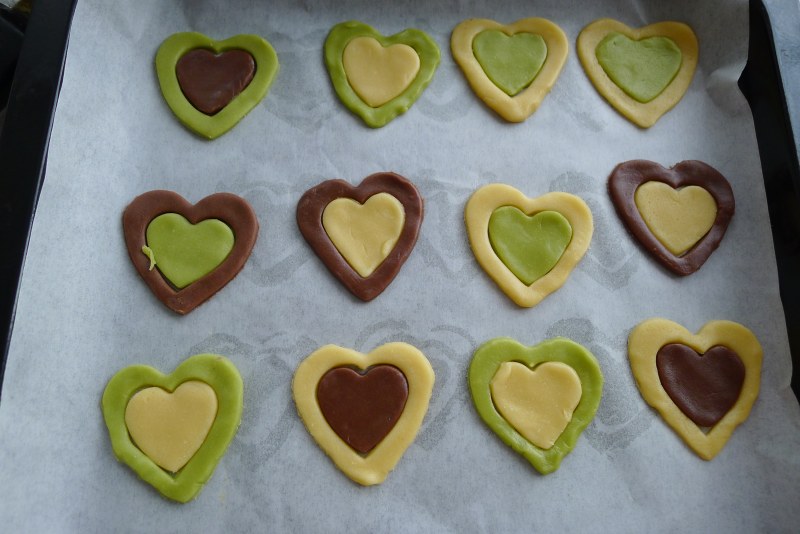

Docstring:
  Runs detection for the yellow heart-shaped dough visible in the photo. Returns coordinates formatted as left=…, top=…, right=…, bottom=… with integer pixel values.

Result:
left=292, top=342, right=434, bottom=486
left=343, top=37, right=421, bottom=107
left=465, top=184, right=593, bottom=308
left=124, top=381, right=218, bottom=473
left=490, top=361, right=582, bottom=449
left=322, top=192, right=405, bottom=277
left=451, top=18, right=568, bottom=122
left=628, top=319, right=762, bottom=460
left=635, top=182, right=717, bottom=256
left=577, top=19, right=698, bottom=128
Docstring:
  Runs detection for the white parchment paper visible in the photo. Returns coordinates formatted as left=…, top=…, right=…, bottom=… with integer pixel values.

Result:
left=2, top=0, right=799, bottom=531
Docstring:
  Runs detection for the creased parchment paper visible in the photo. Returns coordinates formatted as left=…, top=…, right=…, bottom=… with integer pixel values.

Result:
left=1, top=0, right=799, bottom=531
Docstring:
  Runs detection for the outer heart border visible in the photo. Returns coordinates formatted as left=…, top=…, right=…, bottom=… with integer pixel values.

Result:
left=123, top=190, right=259, bottom=315
left=628, top=318, right=763, bottom=460
left=156, top=32, right=279, bottom=139
left=292, top=342, right=435, bottom=486
left=607, top=159, right=735, bottom=276
left=451, top=18, right=568, bottom=122
left=465, top=184, right=593, bottom=308
left=324, top=20, right=440, bottom=128
left=577, top=19, right=698, bottom=128
left=101, top=354, right=244, bottom=503
left=296, top=172, right=424, bottom=302
left=469, top=337, right=603, bottom=474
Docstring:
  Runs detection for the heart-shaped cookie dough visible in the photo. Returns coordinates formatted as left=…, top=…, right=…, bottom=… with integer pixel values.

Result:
left=123, top=190, right=259, bottom=314
left=628, top=319, right=762, bottom=460
left=452, top=18, right=568, bottom=122
left=469, top=337, right=603, bottom=474
left=325, top=21, right=440, bottom=128
left=156, top=32, right=279, bottom=139
left=608, top=160, right=734, bottom=275
left=292, top=342, right=435, bottom=485
left=577, top=19, right=698, bottom=128
left=297, top=173, right=423, bottom=301
left=102, top=354, right=243, bottom=502
left=465, top=184, right=593, bottom=307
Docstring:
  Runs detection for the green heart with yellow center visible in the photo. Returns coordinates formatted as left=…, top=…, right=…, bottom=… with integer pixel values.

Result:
left=488, top=207, right=572, bottom=285
left=469, top=337, right=603, bottom=474
left=145, top=213, right=234, bottom=289
left=472, top=30, right=547, bottom=96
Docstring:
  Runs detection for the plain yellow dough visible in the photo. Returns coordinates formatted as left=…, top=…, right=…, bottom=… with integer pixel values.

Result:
left=635, top=182, right=717, bottom=256
left=124, top=381, right=218, bottom=473
left=322, top=193, right=405, bottom=277
left=490, top=361, right=582, bottom=450
left=342, top=37, right=421, bottom=107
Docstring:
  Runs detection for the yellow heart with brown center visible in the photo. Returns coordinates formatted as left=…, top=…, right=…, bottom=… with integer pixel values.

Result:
left=628, top=319, right=762, bottom=460
left=634, top=182, right=717, bottom=256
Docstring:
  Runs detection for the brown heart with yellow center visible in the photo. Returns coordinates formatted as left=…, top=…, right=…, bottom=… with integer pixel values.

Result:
left=608, top=160, right=735, bottom=275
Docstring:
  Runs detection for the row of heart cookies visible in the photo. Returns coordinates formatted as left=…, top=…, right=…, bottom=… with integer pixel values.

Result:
left=102, top=318, right=763, bottom=503
left=124, top=161, right=734, bottom=314
left=158, top=17, right=698, bottom=138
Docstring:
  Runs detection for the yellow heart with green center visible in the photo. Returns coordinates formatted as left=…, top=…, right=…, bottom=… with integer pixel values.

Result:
left=577, top=19, right=698, bottom=128
left=145, top=213, right=234, bottom=289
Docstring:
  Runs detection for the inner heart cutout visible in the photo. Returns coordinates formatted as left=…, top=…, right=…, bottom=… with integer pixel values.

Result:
left=156, top=32, right=279, bottom=139
left=452, top=18, right=568, bottom=122
left=469, top=337, right=603, bottom=474
left=297, top=173, right=423, bottom=301
left=293, top=343, right=434, bottom=485
left=656, top=344, right=745, bottom=428
left=342, top=37, right=421, bottom=107
left=175, top=49, right=256, bottom=115
left=628, top=319, right=762, bottom=460
left=123, top=190, right=259, bottom=314
left=317, top=365, right=409, bottom=454
left=577, top=19, right=698, bottom=128
left=608, top=160, right=734, bottom=275
left=472, top=30, right=547, bottom=96
left=488, top=207, right=573, bottom=285
left=102, top=354, right=243, bottom=502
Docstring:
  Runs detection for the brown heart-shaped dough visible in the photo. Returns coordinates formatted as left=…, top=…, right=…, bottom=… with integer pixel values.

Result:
left=123, top=190, right=258, bottom=314
left=296, top=172, right=424, bottom=301
left=176, top=49, right=256, bottom=115
left=608, top=160, right=735, bottom=275
left=656, top=344, right=745, bottom=427
left=316, top=365, right=409, bottom=454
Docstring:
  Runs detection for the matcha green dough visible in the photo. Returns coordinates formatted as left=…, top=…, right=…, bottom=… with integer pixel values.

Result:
left=472, top=30, right=547, bottom=96
left=145, top=213, right=234, bottom=289
left=101, top=354, right=243, bottom=503
left=324, top=21, right=440, bottom=128
left=488, top=207, right=572, bottom=285
left=596, top=32, right=682, bottom=103
left=469, top=337, right=603, bottom=474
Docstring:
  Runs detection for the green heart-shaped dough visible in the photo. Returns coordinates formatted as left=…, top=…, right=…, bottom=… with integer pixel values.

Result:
left=469, top=337, right=603, bottom=474
left=102, top=354, right=243, bottom=503
left=472, top=30, right=547, bottom=96
left=595, top=32, right=682, bottom=103
left=145, top=213, right=234, bottom=289
left=488, top=207, right=572, bottom=285
left=156, top=32, right=279, bottom=139
left=325, top=21, right=440, bottom=128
